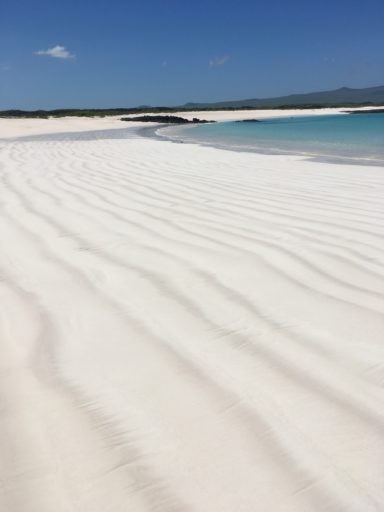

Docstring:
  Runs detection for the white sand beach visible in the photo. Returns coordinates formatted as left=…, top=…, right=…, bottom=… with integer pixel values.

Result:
left=1, top=110, right=384, bottom=511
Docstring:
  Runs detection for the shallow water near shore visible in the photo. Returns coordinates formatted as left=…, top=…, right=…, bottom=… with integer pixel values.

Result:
left=159, top=113, right=384, bottom=165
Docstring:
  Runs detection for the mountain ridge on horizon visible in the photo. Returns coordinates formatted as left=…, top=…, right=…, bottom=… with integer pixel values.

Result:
left=183, top=85, right=384, bottom=109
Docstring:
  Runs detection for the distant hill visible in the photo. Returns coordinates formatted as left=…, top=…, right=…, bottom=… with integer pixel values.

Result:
left=183, top=86, right=384, bottom=109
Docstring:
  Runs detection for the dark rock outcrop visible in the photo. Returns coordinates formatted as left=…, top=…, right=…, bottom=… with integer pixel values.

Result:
left=235, top=119, right=261, bottom=123
left=344, top=108, right=384, bottom=114
left=121, top=115, right=214, bottom=124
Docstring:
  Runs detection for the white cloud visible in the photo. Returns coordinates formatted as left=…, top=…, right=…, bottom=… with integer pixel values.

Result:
left=35, top=45, right=75, bottom=59
left=209, top=55, right=230, bottom=68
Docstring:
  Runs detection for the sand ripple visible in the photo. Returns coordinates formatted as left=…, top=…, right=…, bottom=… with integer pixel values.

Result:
left=0, top=132, right=384, bottom=511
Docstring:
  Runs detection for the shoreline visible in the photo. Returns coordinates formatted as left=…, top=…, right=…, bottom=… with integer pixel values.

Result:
left=2, top=105, right=383, bottom=167
left=1, top=104, right=381, bottom=139
left=141, top=123, right=384, bottom=168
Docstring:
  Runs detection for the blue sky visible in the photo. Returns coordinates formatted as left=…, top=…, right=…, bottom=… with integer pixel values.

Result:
left=1, top=0, right=384, bottom=109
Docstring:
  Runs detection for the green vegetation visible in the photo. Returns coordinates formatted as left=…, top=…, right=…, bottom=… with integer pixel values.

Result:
left=0, top=107, right=179, bottom=119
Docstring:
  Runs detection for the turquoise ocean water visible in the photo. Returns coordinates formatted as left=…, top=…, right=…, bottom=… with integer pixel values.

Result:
left=161, top=113, right=384, bottom=164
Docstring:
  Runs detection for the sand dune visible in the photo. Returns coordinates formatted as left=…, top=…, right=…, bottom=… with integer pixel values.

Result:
left=0, top=116, right=384, bottom=511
